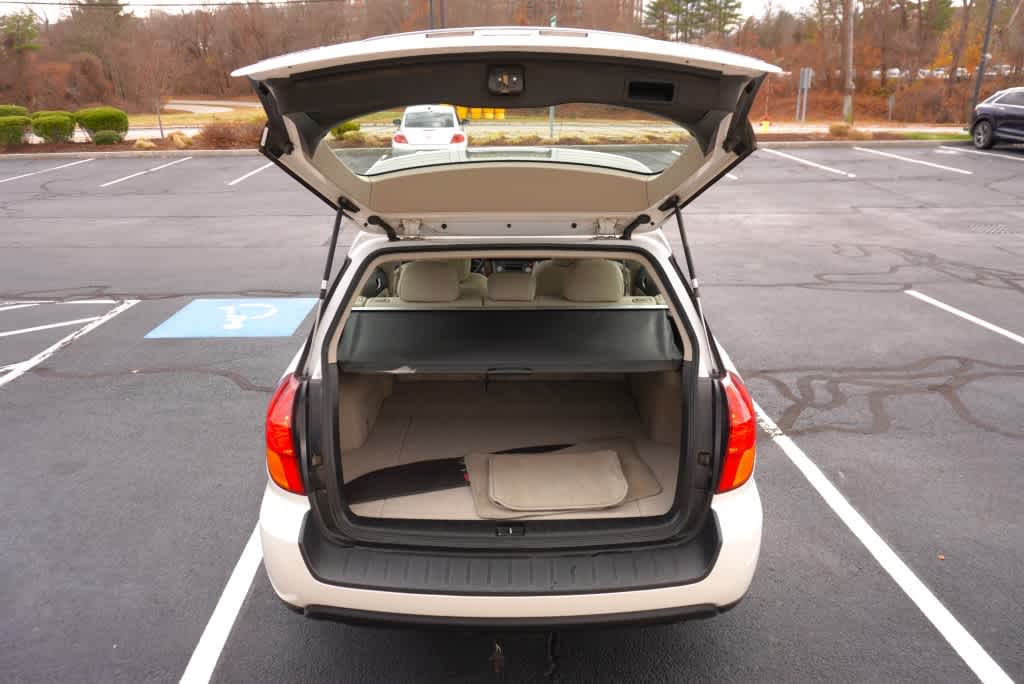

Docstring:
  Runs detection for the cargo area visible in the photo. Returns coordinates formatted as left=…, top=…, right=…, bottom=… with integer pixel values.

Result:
left=338, top=372, right=683, bottom=521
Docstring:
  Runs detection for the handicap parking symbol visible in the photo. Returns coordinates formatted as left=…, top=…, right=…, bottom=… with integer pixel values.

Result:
left=145, top=298, right=317, bottom=338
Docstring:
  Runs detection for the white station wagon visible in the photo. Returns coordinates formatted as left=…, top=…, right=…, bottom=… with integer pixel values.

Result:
left=234, top=26, right=777, bottom=629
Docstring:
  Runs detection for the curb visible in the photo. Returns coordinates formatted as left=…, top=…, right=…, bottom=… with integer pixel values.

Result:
left=760, top=139, right=969, bottom=148
left=0, top=139, right=972, bottom=160
left=0, top=148, right=262, bottom=160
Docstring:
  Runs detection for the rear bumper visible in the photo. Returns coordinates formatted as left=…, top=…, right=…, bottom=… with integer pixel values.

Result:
left=260, top=479, right=761, bottom=624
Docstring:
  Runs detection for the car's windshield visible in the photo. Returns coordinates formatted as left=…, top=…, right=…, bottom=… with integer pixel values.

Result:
left=332, top=103, right=692, bottom=177
left=404, top=112, right=455, bottom=128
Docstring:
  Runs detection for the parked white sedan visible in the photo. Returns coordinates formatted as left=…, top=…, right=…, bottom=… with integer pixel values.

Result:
left=391, top=104, right=467, bottom=154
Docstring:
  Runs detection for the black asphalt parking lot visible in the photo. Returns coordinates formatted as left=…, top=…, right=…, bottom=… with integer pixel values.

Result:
left=1, top=143, right=1021, bottom=683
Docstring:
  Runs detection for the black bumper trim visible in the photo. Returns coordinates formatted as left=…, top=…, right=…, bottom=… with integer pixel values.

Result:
left=298, top=512, right=721, bottom=596
left=296, top=599, right=743, bottom=631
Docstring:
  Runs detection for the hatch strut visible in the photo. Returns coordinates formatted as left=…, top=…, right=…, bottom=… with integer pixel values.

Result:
left=660, top=196, right=721, bottom=373
left=309, top=205, right=346, bottom=341
left=670, top=201, right=707, bottom=331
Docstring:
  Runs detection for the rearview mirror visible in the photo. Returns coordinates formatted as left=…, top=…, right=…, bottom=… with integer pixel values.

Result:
left=392, top=118, right=401, bottom=126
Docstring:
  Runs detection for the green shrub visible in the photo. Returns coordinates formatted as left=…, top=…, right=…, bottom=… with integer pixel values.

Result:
left=0, top=115, right=31, bottom=146
left=75, top=106, right=129, bottom=139
left=0, top=104, right=29, bottom=117
left=31, top=109, right=74, bottom=121
left=91, top=130, right=123, bottom=145
left=32, top=114, right=76, bottom=143
left=330, top=120, right=361, bottom=139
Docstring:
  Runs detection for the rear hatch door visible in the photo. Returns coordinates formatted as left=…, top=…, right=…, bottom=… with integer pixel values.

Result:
left=234, top=27, right=779, bottom=238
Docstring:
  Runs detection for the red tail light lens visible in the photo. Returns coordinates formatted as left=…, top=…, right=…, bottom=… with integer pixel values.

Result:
left=266, top=374, right=304, bottom=494
left=717, top=371, right=756, bottom=493
left=393, top=133, right=408, bottom=144
left=450, top=132, right=466, bottom=143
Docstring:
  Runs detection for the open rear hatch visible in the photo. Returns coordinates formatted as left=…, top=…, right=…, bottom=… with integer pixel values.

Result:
left=234, top=26, right=779, bottom=238
left=236, top=30, right=775, bottom=558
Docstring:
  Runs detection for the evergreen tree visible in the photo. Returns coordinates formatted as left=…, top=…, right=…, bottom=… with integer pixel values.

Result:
left=643, top=0, right=674, bottom=39
left=701, top=0, right=744, bottom=34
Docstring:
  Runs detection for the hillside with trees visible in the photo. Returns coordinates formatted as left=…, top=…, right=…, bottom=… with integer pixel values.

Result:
left=1, top=0, right=1021, bottom=123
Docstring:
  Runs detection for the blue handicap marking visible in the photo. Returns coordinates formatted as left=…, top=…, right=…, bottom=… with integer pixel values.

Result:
left=146, top=298, right=318, bottom=338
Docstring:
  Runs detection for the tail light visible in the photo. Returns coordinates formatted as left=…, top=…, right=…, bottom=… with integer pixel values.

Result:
left=266, top=374, right=304, bottom=494
left=717, top=371, right=756, bottom=493
left=393, top=133, right=408, bottom=144
left=450, top=132, right=466, bottom=143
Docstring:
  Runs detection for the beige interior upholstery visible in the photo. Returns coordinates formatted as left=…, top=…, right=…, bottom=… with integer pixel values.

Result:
left=364, top=295, right=484, bottom=308
left=486, top=271, right=536, bottom=303
left=449, top=259, right=488, bottom=298
left=340, top=373, right=683, bottom=520
left=450, top=259, right=472, bottom=281
left=370, top=260, right=482, bottom=307
left=630, top=371, right=683, bottom=447
left=563, top=259, right=627, bottom=302
left=463, top=437, right=662, bottom=519
left=487, top=449, right=627, bottom=511
left=397, top=261, right=461, bottom=302
left=356, top=258, right=659, bottom=310
left=460, top=272, right=488, bottom=298
left=533, top=259, right=572, bottom=296
left=532, top=295, right=658, bottom=308
left=338, top=374, right=394, bottom=450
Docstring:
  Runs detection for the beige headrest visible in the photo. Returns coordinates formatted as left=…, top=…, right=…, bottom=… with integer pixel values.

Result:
left=563, top=259, right=625, bottom=303
left=449, top=259, right=472, bottom=281
left=487, top=272, right=536, bottom=302
left=397, top=261, right=460, bottom=302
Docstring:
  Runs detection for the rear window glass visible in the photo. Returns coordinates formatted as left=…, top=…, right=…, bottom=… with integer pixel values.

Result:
left=404, top=112, right=455, bottom=128
left=333, top=104, right=692, bottom=177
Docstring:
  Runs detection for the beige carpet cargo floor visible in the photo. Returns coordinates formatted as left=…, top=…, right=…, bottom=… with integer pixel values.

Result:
left=342, top=380, right=679, bottom=520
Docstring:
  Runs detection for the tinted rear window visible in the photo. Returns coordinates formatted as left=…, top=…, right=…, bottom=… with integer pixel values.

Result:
left=405, top=112, right=455, bottom=128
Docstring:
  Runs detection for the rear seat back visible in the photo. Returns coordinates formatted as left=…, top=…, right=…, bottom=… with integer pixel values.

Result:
left=359, top=259, right=660, bottom=309
left=535, top=259, right=657, bottom=307
left=533, top=259, right=572, bottom=297
left=366, top=261, right=482, bottom=307
left=563, top=259, right=624, bottom=303
left=485, top=271, right=536, bottom=306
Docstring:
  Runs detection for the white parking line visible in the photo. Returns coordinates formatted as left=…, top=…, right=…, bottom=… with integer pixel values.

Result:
left=59, top=299, right=121, bottom=305
left=0, top=303, right=40, bottom=313
left=180, top=343, right=305, bottom=684
left=761, top=148, right=857, bottom=178
left=179, top=525, right=262, bottom=684
left=0, top=317, right=101, bottom=339
left=725, top=172, right=739, bottom=180
left=227, top=162, right=274, bottom=187
left=853, top=146, right=972, bottom=175
left=754, top=403, right=1013, bottom=684
left=100, top=157, right=192, bottom=188
left=939, top=145, right=1024, bottom=163
left=0, top=299, right=138, bottom=389
left=0, top=158, right=94, bottom=185
left=905, top=290, right=1023, bottom=345
left=0, top=300, right=118, bottom=312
